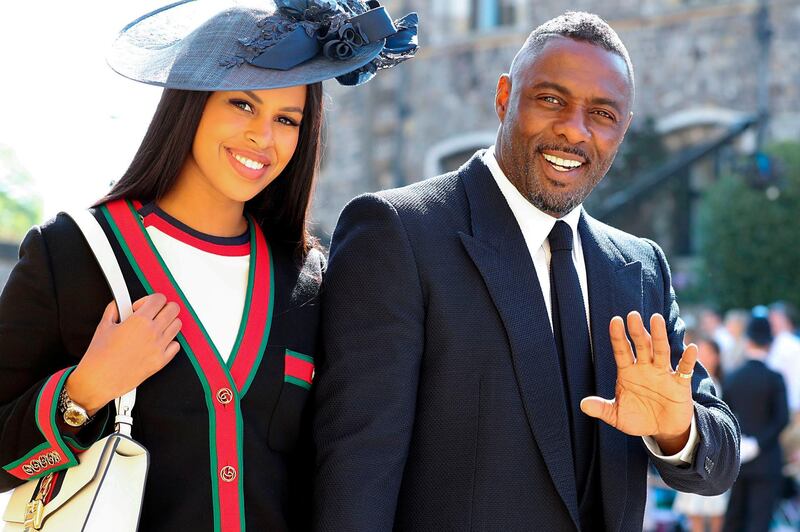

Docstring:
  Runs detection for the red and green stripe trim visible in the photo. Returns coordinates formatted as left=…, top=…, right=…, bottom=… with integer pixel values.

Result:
left=3, top=369, right=79, bottom=480
left=102, top=199, right=273, bottom=532
left=284, top=350, right=314, bottom=390
left=227, top=222, right=274, bottom=396
left=141, top=211, right=250, bottom=257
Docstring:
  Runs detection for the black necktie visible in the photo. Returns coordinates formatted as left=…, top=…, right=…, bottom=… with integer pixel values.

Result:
left=548, top=220, right=596, bottom=499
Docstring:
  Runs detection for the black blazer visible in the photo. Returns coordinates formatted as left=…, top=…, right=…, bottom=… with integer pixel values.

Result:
left=0, top=207, right=322, bottom=531
left=314, top=153, right=740, bottom=531
left=723, top=359, right=788, bottom=478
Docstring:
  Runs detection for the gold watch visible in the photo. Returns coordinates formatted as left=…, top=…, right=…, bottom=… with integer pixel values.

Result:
left=58, top=387, right=93, bottom=427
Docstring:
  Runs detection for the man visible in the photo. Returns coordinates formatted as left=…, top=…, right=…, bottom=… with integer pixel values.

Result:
left=767, top=301, right=800, bottom=412
left=700, top=308, right=735, bottom=361
left=723, top=310, right=788, bottom=532
left=314, top=12, right=740, bottom=531
left=766, top=301, right=800, bottom=490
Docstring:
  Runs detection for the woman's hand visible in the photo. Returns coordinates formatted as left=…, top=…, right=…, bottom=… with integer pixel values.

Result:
left=66, top=293, right=182, bottom=414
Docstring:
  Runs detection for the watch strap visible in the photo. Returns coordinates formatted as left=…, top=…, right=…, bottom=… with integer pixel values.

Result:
left=58, top=386, right=94, bottom=426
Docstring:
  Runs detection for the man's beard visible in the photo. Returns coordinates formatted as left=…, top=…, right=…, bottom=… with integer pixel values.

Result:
left=504, top=138, right=616, bottom=217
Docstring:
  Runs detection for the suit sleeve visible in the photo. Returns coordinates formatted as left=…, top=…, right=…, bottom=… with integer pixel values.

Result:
left=0, top=226, right=109, bottom=492
left=643, top=240, right=741, bottom=496
left=313, top=194, right=425, bottom=531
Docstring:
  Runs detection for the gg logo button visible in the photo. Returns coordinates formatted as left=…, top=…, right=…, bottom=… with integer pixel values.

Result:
left=220, top=466, right=237, bottom=483
left=216, top=388, right=233, bottom=405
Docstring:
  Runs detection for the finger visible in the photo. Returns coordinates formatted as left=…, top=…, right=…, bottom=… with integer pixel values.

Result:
left=101, top=300, right=119, bottom=326
left=627, top=311, right=653, bottom=364
left=160, top=319, right=182, bottom=348
left=132, top=293, right=168, bottom=320
left=675, top=343, right=698, bottom=384
left=131, top=295, right=150, bottom=312
left=609, top=316, right=635, bottom=370
left=650, top=314, right=671, bottom=369
left=163, top=340, right=181, bottom=363
left=580, top=396, right=617, bottom=427
left=153, top=301, right=180, bottom=332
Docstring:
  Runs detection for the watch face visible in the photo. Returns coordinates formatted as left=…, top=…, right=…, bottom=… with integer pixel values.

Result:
left=64, top=408, right=89, bottom=427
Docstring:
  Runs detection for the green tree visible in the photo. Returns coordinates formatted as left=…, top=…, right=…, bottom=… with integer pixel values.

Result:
left=0, top=145, right=41, bottom=241
left=696, top=141, right=800, bottom=310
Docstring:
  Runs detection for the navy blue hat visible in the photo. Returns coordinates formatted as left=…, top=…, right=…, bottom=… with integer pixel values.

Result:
left=746, top=306, right=773, bottom=347
left=107, top=0, right=419, bottom=90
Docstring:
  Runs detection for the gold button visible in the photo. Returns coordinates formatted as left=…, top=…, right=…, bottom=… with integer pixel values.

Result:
left=216, top=388, right=233, bottom=405
left=220, top=466, right=237, bottom=483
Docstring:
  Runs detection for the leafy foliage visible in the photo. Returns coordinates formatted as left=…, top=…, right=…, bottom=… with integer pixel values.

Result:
left=696, top=141, right=800, bottom=311
left=0, top=145, right=41, bottom=242
left=586, top=116, right=668, bottom=210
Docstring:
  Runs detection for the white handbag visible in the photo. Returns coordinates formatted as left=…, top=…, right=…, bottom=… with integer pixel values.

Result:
left=2, top=210, right=149, bottom=531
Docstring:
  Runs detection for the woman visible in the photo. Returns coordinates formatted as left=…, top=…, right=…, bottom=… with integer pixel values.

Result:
left=0, top=1, right=418, bottom=530
left=672, top=336, right=728, bottom=532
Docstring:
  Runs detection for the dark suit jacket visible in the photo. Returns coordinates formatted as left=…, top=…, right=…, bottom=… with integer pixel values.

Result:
left=723, top=359, right=788, bottom=479
left=314, top=153, right=740, bottom=531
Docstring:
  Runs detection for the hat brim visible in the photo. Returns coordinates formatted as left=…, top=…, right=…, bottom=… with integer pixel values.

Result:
left=107, top=0, right=385, bottom=90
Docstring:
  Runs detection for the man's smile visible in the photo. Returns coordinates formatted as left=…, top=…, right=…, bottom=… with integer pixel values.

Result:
left=541, top=152, right=584, bottom=172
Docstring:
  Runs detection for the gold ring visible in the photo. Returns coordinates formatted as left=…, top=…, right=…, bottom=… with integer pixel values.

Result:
left=677, top=370, right=693, bottom=379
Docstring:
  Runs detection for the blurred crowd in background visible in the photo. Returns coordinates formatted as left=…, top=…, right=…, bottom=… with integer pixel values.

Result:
left=646, top=302, right=800, bottom=532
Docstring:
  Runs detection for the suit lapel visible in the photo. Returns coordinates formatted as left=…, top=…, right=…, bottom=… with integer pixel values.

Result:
left=579, top=213, right=643, bottom=532
left=458, top=154, right=580, bottom=527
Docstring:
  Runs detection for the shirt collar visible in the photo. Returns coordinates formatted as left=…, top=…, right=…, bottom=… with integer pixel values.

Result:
left=482, top=145, right=583, bottom=252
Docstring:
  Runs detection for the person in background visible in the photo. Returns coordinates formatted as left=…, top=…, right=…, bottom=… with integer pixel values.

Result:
left=721, top=309, right=750, bottom=374
left=723, top=308, right=789, bottom=532
left=767, top=301, right=800, bottom=496
left=767, top=302, right=800, bottom=413
left=673, top=336, right=729, bottom=532
left=700, top=308, right=736, bottom=362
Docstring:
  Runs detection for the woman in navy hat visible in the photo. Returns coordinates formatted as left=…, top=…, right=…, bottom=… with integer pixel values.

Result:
left=0, top=1, right=417, bottom=530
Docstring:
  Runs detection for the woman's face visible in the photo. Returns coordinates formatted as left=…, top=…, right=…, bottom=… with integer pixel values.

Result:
left=697, top=340, right=720, bottom=375
left=182, top=85, right=307, bottom=205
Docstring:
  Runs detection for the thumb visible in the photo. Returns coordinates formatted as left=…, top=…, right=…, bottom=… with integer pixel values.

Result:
left=101, top=300, right=120, bottom=326
left=580, top=396, right=617, bottom=426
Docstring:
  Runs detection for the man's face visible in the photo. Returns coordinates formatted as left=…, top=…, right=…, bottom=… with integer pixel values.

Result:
left=495, top=37, right=633, bottom=217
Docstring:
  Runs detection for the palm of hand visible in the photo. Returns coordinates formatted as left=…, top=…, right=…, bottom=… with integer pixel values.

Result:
left=609, top=363, right=694, bottom=437
left=580, top=311, right=697, bottom=444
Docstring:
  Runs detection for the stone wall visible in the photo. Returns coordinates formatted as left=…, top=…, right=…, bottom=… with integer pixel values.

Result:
left=312, top=0, right=800, bottom=240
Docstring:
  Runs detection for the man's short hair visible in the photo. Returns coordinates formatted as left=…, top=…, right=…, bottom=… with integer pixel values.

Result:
left=746, top=312, right=773, bottom=347
left=513, top=11, right=635, bottom=97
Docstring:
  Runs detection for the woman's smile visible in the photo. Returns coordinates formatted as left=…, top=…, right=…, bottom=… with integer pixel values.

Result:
left=225, top=147, right=273, bottom=181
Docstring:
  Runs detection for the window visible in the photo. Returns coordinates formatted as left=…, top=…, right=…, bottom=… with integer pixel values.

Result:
left=470, top=0, right=519, bottom=31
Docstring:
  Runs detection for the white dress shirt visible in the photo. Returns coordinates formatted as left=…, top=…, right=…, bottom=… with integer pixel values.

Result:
left=482, top=146, right=698, bottom=465
left=768, top=331, right=800, bottom=412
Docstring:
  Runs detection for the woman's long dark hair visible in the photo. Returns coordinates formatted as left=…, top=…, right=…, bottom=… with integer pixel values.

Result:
left=100, top=83, right=324, bottom=258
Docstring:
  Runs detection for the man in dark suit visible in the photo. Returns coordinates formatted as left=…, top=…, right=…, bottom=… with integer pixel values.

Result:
left=723, top=311, right=789, bottom=531
left=314, top=12, right=740, bottom=531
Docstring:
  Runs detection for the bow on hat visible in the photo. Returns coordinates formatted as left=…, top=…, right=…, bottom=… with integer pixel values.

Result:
left=237, top=0, right=418, bottom=85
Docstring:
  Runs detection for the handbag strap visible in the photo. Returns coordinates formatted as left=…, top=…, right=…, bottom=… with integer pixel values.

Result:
left=66, top=209, right=136, bottom=437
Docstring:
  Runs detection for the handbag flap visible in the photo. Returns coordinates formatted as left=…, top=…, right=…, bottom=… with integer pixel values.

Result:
left=3, top=434, right=148, bottom=526
left=42, top=434, right=147, bottom=521
left=3, top=478, right=37, bottom=523
left=1, top=434, right=111, bottom=526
